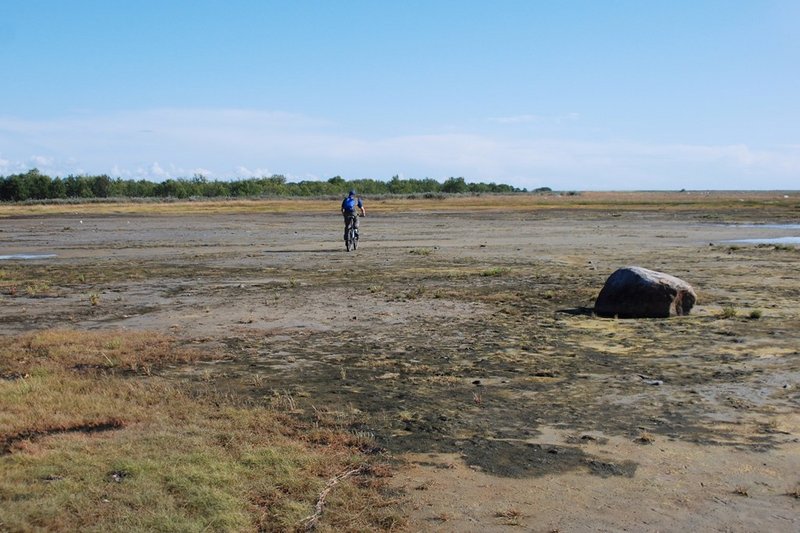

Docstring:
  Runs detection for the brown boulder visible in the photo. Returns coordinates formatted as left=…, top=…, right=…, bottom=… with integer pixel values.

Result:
left=594, top=266, right=696, bottom=318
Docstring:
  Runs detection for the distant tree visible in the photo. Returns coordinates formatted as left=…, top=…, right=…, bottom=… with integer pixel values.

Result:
left=123, top=179, right=157, bottom=197
left=388, top=175, right=411, bottom=194
left=417, top=178, right=442, bottom=193
left=229, top=179, right=264, bottom=197
left=200, top=180, right=229, bottom=197
left=0, top=173, right=30, bottom=201
left=442, top=176, right=468, bottom=193
left=49, top=177, right=67, bottom=199
left=91, top=175, right=112, bottom=198
left=349, top=178, right=387, bottom=195
left=64, top=175, right=93, bottom=198
left=0, top=169, right=524, bottom=201
left=31, top=169, right=53, bottom=199
left=467, top=182, right=491, bottom=193
left=327, top=175, right=345, bottom=188
left=156, top=179, right=190, bottom=198
left=257, top=175, right=287, bottom=196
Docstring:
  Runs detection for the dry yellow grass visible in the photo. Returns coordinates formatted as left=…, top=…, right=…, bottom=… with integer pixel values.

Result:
left=0, top=329, right=194, bottom=374
left=1, top=190, right=797, bottom=217
left=0, top=329, right=403, bottom=532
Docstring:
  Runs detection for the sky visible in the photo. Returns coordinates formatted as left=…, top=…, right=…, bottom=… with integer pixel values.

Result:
left=1, top=0, right=798, bottom=190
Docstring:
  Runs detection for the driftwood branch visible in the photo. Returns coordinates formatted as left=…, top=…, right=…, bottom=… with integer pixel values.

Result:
left=300, top=465, right=366, bottom=531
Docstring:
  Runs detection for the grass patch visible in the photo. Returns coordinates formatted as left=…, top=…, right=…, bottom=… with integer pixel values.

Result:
left=24, top=280, right=54, bottom=297
left=480, top=267, right=510, bottom=277
left=719, top=305, right=738, bottom=319
left=495, top=506, right=524, bottom=525
left=0, top=329, right=196, bottom=377
left=635, top=432, right=656, bottom=444
left=0, top=330, right=402, bottom=532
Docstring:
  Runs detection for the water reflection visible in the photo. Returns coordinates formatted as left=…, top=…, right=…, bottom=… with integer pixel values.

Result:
left=0, top=254, right=58, bottom=260
left=732, top=224, right=800, bottom=230
left=720, top=223, right=800, bottom=245
left=725, top=237, right=800, bottom=245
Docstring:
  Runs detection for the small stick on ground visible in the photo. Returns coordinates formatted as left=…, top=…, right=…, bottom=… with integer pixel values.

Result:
left=301, top=465, right=366, bottom=531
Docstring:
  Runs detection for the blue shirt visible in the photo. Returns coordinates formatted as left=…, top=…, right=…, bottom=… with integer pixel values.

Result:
left=341, top=195, right=363, bottom=213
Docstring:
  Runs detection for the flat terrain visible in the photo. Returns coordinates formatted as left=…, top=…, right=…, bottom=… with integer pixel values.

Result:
left=2, top=192, right=799, bottom=531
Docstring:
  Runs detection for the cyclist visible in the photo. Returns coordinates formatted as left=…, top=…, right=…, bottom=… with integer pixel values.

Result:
left=341, top=189, right=366, bottom=243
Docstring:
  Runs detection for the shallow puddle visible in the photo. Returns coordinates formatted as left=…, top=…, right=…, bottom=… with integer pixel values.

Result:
left=724, top=236, right=800, bottom=245
left=0, top=254, right=57, bottom=260
left=718, top=223, right=800, bottom=245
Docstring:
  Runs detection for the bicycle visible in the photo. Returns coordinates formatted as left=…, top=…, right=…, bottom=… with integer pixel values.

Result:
left=344, top=215, right=359, bottom=252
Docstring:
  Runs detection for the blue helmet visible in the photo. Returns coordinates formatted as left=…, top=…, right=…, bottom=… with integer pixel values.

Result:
left=349, top=189, right=356, bottom=196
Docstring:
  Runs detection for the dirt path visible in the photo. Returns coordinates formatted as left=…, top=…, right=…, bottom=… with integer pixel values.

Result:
left=1, top=201, right=798, bottom=531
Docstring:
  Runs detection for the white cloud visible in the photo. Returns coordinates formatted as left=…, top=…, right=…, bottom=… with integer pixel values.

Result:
left=234, top=166, right=272, bottom=177
left=0, top=108, right=798, bottom=190
left=29, top=155, right=53, bottom=167
left=149, top=162, right=168, bottom=178
left=192, top=167, right=213, bottom=177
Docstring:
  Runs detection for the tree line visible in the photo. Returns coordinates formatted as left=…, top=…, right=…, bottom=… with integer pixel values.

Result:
left=0, top=169, right=535, bottom=202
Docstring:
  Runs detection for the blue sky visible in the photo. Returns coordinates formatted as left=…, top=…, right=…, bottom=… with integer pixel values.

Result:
left=1, top=0, right=798, bottom=190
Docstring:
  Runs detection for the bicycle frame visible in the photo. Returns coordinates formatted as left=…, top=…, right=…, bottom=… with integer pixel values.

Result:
left=344, top=214, right=359, bottom=251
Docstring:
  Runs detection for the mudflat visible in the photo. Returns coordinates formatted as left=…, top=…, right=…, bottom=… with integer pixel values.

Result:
left=2, top=192, right=799, bottom=531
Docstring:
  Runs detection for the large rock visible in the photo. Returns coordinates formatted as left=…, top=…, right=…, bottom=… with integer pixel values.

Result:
left=594, top=266, right=696, bottom=318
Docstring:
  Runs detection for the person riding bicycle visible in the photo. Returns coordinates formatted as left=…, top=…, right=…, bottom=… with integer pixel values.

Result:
left=341, top=189, right=366, bottom=243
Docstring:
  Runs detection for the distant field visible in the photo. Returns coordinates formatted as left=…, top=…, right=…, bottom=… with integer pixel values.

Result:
left=1, top=190, right=798, bottom=217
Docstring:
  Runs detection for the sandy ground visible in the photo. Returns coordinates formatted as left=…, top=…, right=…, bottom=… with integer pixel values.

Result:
left=1, top=198, right=799, bottom=531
